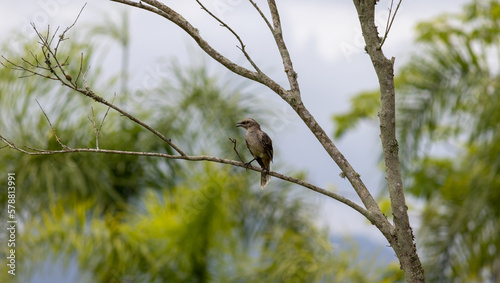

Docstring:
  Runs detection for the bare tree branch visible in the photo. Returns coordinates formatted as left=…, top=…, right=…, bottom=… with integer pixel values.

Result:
left=110, top=0, right=287, bottom=97
left=264, top=0, right=390, bottom=231
left=56, top=3, right=87, bottom=46
left=88, top=94, right=114, bottom=149
left=229, top=138, right=245, bottom=164
left=2, top=1, right=393, bottom=236
left=249, top=0, right=274, bottom=33
left=195, top=0, right=262, bottom=74
left=379, top=0, right=403, bottom=48
left=267, top=0, right=299, bottom=94
left=0, top=134, right=374, bottom=223
left=88, top=107, right=99, bottom=148
left=35, top=100, right=69, bottom=149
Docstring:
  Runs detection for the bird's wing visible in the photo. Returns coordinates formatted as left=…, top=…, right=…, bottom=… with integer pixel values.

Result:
left=245, top=138, right=256, bottom=158
left=261, top=132, right=273, bottom=162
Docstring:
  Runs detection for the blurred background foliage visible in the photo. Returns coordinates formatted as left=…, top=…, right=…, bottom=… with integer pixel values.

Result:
left=0, top=9, right=400, bottom=283
left=333, top=0, right=500, bottom=281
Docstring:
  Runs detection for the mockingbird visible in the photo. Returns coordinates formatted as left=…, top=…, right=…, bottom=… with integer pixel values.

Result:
left=236, top=118, right=273, bottom=189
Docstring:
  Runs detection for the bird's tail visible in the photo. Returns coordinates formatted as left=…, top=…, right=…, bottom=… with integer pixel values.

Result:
left=260, top=168, right=271, bottom=190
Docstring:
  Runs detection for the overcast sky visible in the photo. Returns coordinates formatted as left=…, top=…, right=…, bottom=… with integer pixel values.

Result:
left=1, top=0, right=471, bottom=276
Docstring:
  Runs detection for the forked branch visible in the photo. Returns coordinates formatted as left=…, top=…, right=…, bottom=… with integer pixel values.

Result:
left=110, top=0, right=287, bottom=97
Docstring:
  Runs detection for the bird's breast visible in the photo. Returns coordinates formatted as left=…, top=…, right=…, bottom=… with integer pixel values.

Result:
left=245, top=131, right=266, bottom=157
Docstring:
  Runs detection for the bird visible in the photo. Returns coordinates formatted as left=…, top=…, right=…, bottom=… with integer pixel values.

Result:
left=236, top=118, right=273, bottom=189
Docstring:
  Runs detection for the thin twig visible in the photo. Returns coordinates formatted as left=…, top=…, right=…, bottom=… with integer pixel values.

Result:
left=89, top=93, right=115, bottom=149
left=24, top=146, right=53, bottom=152
left=229, top=138, right=245, bottom=163
left=54, top=3, right=87, bottom=52
left=88, top=107, right=99, bottom=148
left=379, top=0, right=403, bottom=48
left=35, top=100, right=70, bottom=149
left=1, top=54, right=58, bottom=80
left=195, top=0, right=262, bottom=74
left=98, top=94, right=114, bottom=135
left=49, top=26, right=60, bottom=50
left=267, top=0, right=300, bottom=95
left=248, top=0, right=273, bottom=33
left=75, top=53, right=84, bottom=88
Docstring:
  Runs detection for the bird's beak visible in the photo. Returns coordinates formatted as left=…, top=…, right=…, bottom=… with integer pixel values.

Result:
left=236, top=122, right=244, bottom=128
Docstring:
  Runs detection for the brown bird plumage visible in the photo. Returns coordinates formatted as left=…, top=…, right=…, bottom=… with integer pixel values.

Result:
left=236, top=118, right=273, bottom=189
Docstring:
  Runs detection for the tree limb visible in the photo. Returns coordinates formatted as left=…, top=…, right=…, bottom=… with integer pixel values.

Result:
left=35, top=100, right=69, bottom=149
left=267, top=0, right=299, bottom=95
left=0, top=134, right=374, bottom=223
left=248, top=0, right=274, bottom=35
left=110, top=0, right=287, bottom=97
left=194, top=0, right=262, bottom=74
left=379, top=0, right=403, bottom=48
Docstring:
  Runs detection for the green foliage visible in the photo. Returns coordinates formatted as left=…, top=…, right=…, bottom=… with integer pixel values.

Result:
left=400, top=6, right=500, bottom=280
left=17, top=163, right=379, bottom=282
left=333, top=0, right=500, bottom=281
left=332, top=90, right=380, bottom=138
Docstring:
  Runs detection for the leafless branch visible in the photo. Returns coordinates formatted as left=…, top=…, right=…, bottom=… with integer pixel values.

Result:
left=88, top=94, right=115, bottom=149
left=249, top=0, right=273, bottom=33
left=1, top=55, right=56, bottom=80
left=379, top=0, right=403, bottom=48
left=75, top=53, right=84, bottom=88
left=195, top=0, right=262, bottom=74
left=109, top=0, right=287, bottom=97
left=54, top=3, right=87, bottom=53
left=88, top=107, right=99, bottom=148
left=98, top=94, right=114, bottom=134
left=267, top=0, right=299, bottom=95
left=229, top=138, right=245, bottom=163
left=35, top=100, right=70, bottom=149
left=3, top=5, right=423, bottom=273
left=0, top=133, right=374, bottom=223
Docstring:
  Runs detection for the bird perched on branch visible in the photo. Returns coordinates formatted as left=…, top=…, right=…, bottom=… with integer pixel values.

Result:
left=236, top=118, right=273, bottom=189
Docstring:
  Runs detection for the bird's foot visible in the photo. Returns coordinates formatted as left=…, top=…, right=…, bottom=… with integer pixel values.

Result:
left=244, top=158, right=256, bottom=170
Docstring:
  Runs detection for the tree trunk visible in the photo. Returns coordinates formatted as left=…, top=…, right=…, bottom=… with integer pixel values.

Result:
left=352, top=1, right=425, bottom=282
